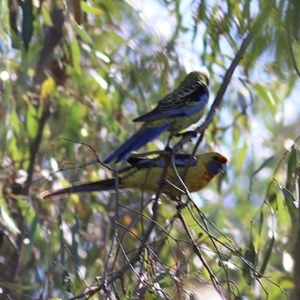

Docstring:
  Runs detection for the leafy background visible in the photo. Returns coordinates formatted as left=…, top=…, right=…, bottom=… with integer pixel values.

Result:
left=1, top=0, right=300, bottom=299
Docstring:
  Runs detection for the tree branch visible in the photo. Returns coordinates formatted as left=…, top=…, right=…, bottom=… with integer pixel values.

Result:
left=174, top=0, right=275, bottom=152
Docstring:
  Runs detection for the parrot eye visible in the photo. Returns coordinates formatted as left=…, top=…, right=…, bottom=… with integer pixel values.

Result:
left=212, top=154, right=228, bottom=164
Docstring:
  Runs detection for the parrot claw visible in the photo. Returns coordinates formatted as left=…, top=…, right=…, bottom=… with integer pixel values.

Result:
left=175, top=199, right=189, bottom=210
left=175, top=130, right=198, bottom=139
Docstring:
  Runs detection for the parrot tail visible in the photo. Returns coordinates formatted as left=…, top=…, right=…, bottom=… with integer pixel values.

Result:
left=104, top=123, right=172, bottom=164
left=41, top=179, right=121, bottom=199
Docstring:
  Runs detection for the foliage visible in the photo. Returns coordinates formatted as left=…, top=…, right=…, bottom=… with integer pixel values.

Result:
left=1, top=0, right=300, bottom=299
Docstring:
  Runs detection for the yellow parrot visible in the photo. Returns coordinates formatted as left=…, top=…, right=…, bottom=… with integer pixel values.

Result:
left=41, top=152, right=227, bottom=200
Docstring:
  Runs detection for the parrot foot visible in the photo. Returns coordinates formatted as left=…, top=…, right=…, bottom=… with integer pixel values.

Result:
left=175, top=199, right=189, bottom=210
left=175, top=130, right=198, bottom=139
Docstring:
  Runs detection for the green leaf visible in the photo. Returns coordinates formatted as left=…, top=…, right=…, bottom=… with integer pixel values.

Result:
left=258, top=210, right=264, bottom=235
left=62, top=270, right=72, bottom=293
left=29, top=212, right=38, bottom=241
left=286, top=146, right=299, bottom=188
left=71, top=217, right=80, bottom=266
left=252, top=155, right=275, bottom=176
left=259, top=235, right=275, bottom=275
left=0, top=207, right=20, bottom=234
left=11, top=109, right=20, bottom=136
left=26, top=105, right=38, bottom=140
left=253, top=83, right=277, bottom=115
left=40, top=76, right=56, bottom=100
left=242, top=241, right=256, bottom=285
left=70, top=37, right=81, bottom=74
left=41, top=5, right=53, bottom=26
left=81, top=2, right=104, bottom=15
left=73, top=22, right=93, bottom=45
left=280, top=185, right=298, bottom=226
left=266, top=180, right=278, bottom=210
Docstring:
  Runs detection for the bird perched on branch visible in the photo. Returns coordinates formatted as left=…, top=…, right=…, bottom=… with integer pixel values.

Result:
left=104, top=70, right=210, bottom=163
left=41, top=152, right=227, bottom=200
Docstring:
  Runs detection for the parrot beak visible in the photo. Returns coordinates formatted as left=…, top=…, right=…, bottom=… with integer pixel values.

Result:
left=220, top=163, right=227, bottom=173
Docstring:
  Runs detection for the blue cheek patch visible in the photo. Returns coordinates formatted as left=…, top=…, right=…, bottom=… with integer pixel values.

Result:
left=207, top=161, right=222, bottom=175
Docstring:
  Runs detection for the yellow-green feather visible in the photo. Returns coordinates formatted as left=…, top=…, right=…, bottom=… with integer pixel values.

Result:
left=120, top=152, right=220, bottom=199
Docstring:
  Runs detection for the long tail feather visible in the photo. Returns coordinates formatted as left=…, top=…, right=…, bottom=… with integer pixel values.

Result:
left=104, top=123, right=171, bottom=163
left=41, top=179, right=119, bottom=199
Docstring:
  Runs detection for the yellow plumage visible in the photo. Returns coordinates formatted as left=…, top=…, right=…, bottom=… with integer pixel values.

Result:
left=41, top=152, right=227, bottom=200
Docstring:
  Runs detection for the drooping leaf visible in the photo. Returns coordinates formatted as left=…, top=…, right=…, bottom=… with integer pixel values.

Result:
left=259, top=235, right=275, bottom=275
left=242, top=241, right=256, bottom=285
